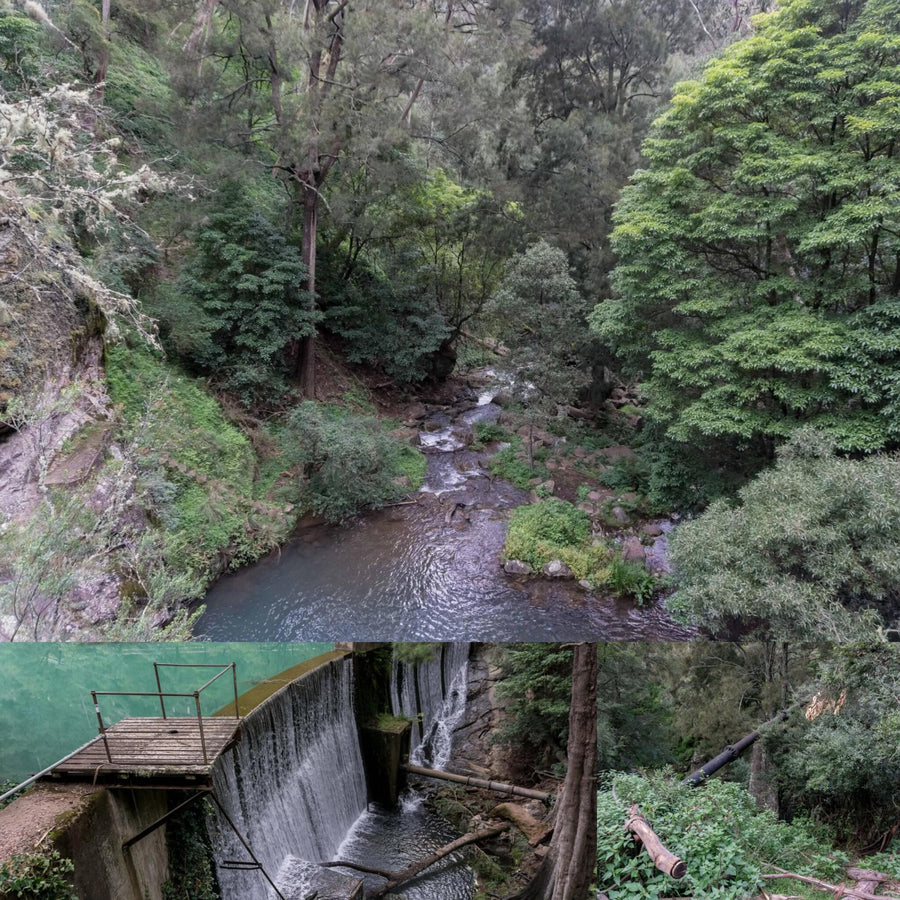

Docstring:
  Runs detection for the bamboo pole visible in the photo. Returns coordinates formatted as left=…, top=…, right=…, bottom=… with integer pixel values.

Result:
left=402, top=763, right=552, bottom=802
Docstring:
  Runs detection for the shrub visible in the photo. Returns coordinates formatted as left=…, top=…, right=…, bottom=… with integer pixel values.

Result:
left=489, top=443, right=537, bottom=489
left=606, top=557, right=656, bottom=605
left=597, top=772, right=848, bottom=900
left=280, top=402, right=412, bottom=522
left=0, top=850, right=76, bottom=900
left=504, top=500, right=590, bottom=571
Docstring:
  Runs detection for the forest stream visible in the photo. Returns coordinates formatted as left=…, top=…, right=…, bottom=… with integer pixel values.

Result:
left=196, top=383, right=696, bottom=641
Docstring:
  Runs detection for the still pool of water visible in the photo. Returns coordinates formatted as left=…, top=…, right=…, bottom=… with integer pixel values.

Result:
left=0, top=642, right=331, bottom=783
left=196, top=498, right=695, bottom=641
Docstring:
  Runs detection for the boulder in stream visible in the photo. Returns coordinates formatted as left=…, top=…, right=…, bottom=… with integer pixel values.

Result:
left=504, top=559, right=534, bottom=576
left=542, top=559, right=574, bottom=579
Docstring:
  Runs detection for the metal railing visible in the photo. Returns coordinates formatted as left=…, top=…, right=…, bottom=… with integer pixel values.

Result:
left=90, top=663, right=239, bottom=765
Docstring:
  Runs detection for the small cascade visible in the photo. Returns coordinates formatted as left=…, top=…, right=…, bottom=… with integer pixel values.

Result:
left=209, top=658, right=367, bottom=900
left=391, top=643, right=470, bottom=767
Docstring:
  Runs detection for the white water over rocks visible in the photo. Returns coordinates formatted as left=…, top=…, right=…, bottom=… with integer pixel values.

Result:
left=391, top=642, right=470, bottom=768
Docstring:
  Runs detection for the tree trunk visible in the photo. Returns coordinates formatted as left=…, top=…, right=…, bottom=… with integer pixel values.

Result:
left=184, top=0, right=219, bottom=59
left=511, top=644, right=598, bottom=900
left=748, top=740, right=779, bottom=814
left=93, top=0, right=111, bottom=105
left=297, top=178, right=318, bottom=398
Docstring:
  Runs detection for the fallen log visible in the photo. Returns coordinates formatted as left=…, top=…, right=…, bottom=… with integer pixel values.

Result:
left=625, top=805, right=687, bottom=879
left=402, top=763, right=552, bottom=802
left=684, top=710, right=788, bottom=787
left=761, top=864, right=900, bottom=899
left=322, top=824, right=509, bottom=897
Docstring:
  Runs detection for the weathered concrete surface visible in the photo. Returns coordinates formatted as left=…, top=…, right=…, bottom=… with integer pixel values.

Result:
left=0, top=783, right=169, bottom=900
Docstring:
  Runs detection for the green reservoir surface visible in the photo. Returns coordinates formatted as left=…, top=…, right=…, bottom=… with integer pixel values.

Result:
left=0, top=642, right=332, bottom=783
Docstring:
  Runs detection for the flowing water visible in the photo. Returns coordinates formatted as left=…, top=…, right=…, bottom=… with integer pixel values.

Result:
left=211, top=647, right=475, bottom=900
left=197, top=390, right=694, bottom=642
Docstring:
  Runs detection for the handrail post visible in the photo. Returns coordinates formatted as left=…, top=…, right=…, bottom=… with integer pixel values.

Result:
left=231, top=663, right=239, bottom=718
left=91, top=690, right=112, bottom=763
left=154, top=663, right=167, bottom=719
left=195, top=691, right=208, bottom=764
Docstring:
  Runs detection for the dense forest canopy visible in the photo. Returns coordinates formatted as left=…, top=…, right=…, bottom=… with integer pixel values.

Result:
left=0, top=0, right=898, bottom=641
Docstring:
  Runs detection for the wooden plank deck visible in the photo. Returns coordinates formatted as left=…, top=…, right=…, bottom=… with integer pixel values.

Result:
left=44, top=717, right=241, bottom=787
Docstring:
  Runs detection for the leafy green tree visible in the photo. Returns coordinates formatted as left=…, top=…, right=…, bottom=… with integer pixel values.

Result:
left=317, top=162, right=520, bottom=382
left=175, top=189, right=316, bottom=405
left=510, top=0, right=705, bottom=297
left=487, top=241, right=590, bottom=463
left=592, top=0, right=900, bottom=502
left=767, top=643, right=900, bottom=846
left=182, top=0, right=522, bottom=397
left=668, top=430, right=900, bottom=640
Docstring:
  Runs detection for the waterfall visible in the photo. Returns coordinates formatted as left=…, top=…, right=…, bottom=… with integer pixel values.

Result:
left=391, top=643, right=470, bottom=769
left=209, top=658, right=367, bottom=900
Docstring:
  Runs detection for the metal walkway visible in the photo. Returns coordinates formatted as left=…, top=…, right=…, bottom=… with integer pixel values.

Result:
left=39, top=662, right=242, bottom=789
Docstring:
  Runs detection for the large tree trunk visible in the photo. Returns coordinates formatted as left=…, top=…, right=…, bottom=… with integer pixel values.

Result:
left=748, top=740, right=779, bottom=814
left=512, top=643, right=598, bottom=900
left=184, top=0, right=219, bottom=58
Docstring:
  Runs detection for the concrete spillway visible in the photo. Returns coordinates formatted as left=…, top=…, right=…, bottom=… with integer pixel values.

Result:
left=209, top=644, right=473, bottom=900
left=210, top=656, right=367, bottom=899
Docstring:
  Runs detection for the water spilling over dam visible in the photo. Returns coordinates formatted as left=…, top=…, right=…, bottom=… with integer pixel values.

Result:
left=209, top=645, right=474, bottom=900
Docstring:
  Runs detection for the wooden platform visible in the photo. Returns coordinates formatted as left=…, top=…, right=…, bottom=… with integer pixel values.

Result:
left=43, top=717, right=241, bottom=788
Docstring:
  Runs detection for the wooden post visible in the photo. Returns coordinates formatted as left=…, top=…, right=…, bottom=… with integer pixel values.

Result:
left=625, top=805, right=687, bottom=879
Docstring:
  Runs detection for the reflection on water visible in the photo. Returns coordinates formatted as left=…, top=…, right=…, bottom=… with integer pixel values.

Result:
left=0, top=642, right=331, bottom=782
left=197, top=463, right=694, bottom=641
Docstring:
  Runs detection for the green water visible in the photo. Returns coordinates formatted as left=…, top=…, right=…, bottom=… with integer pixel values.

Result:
left=0, top=642, right=332, bottom=783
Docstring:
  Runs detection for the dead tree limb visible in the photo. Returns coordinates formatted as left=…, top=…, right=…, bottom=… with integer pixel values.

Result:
left=761, top=865, right=900, bottom=900
left=625, top=805, right=687, bottom=879
left=322, top=824, right=508, bottom=896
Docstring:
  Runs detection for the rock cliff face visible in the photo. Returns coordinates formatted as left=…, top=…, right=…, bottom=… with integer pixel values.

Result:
left=449, top=644, right=523, bottom=782
left=0, top=217, right=127, bottom=638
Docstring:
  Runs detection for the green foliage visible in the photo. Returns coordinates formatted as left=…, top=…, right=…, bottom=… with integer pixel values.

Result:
left=668, top=430, right=900, bottom=639
left=593, top=0, right=900, bottom=503
left=595, top=645, right=675, bottom=772
left=473, top=422, right=511, bottom=445
left=503, top=499, right=590, bottom=571
left=105, top=344, right=287, bottom=584
left=161, top=798, right=219, bottom=900
left=393, top=643, right=440, bottom=665
left=0, top=850, right=76, bottom=900
left=489, top=442, right=539, bottom=489
left=606, top=557, right=656, bottom=605
left=318, top=244, right=448, bottom=385
left=0, top=12, right=42, bottom=92
left=487, top=241, right=591, bottom=414
left=175, top=187, right=317, bottom=406
left=496, top=644, right=574, bottom=768
left=279, top=402, right=412, bottom=522
left=768, top=644, right=900, bottom=846
left=597, top=772, right=848, bottom=900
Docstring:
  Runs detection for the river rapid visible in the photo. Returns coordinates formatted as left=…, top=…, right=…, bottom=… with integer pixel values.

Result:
left=197, top=382, right=695, bottom=641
